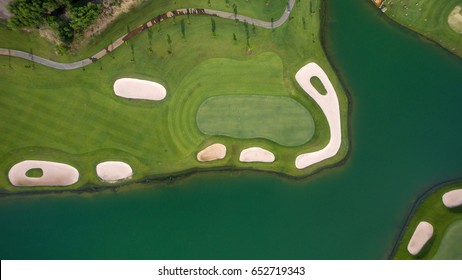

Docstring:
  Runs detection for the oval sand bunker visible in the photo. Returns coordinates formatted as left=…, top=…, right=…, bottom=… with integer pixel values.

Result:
left=448, top=6, right=462, bottom=34
left=240, top=147, right=275, bottom=163
left=442, top=189, right=462, bottom=208
left=96, top=161, right=133, bottom=182
left=407, top=221, right=434, bottom=256
left=114, top=78, right=166, bottom=100
left=8, top=160, right=79, bottom=186
left=197, top=143, right=226, bottom=162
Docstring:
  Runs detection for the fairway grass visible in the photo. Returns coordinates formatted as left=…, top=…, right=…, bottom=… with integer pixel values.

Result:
left=392, top=181, right=462, bottom=259
left=197, top=95, right=315, bottom=147
left=0, top=0, right=349, bottom=193
left=383, top=0, right=462, bottom=57
left=432, top=220, right=462, bottom=259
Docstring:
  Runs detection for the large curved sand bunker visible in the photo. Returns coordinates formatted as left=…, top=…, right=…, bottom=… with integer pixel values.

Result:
left=8, top=160, right=79, bottom=186
left=448, top=6, right=462, bottom=34
left=294, top=62, right=341, bottom=169
left=239, top=147, right=275, bottom=163
left=407, top=221, right=434, bottom=256
left=113, top=78, right=167, bottom=100
left=96, top=161, right=133, bottom=182
left=442, top=189, right=462, bottom=208
left=197, top=143, right=226, bottom=162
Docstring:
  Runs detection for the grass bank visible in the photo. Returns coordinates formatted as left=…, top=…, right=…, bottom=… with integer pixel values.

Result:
left=392, top=181, right=462, bottom=259
left=0, top=0, right=349, bottom=194
left=382, top=0, right=462, bottom=58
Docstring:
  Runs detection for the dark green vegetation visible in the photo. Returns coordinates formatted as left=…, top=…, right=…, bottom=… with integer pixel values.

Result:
left=310, top=76, right=327, bottom=95
left=0, top=0, right=462, bottom=260
left=7, top=0, right=101, bottom=44
left=196, top=95, right=315, bottom=147
left=0, top=0, right=349, bottom=193
left=383, top=0, right=462, bottom=57
left=392, top=181, right=462, bottom=259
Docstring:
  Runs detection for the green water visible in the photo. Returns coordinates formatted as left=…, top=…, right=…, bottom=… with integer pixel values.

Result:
left=1, top=1, right=461, bottom=259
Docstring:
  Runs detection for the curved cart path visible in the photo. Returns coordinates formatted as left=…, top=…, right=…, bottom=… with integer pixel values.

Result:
left=0, top=0, right=294, bottom=70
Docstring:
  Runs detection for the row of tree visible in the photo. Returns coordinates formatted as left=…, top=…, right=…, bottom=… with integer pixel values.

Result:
left=7, top=0, right=102, bottom=43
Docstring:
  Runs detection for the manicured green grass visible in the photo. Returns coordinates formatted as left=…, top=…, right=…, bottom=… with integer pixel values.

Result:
left=383, top=0, right=462, bottom=57
left=25, top=168, right=43, bottom=178
left=0, top=0, right=349, bottom=193
left=392, top=181, right=462, bottom=259
left=432, top=220, right=462, bottom=259
left=197, top=95, right=315, bottom=147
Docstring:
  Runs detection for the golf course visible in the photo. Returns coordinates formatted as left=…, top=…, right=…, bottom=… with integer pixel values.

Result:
left=392, top=181, right=462, bottom=259
left=381, top=0, right=462, bottom=58
left=0, top=0, right=350, bottom=193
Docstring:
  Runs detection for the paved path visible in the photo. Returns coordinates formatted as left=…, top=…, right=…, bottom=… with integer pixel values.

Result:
left=0, top=0, right=295, bottom=70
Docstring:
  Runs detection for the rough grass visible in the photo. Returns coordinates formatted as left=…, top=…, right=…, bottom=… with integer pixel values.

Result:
left=196, top=95, right=315, bottom=147
left=383, top=0, right=462, bottom=57
left=432, top=219, right=462, bottom=259
left=0, top=0, right=349, bottom=193
left=25, top=168, right=43, bottom=178
left=392, top=181, right=462, bottom=259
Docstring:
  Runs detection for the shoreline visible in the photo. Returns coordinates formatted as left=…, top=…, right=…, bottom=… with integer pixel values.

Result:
left=368, top=1, right=462, bottom=59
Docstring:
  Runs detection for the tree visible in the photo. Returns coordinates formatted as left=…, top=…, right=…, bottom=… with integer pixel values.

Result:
left=233, top=33, right=237, bottom=42
left=180, top=19, right=185, bottom=38
left=211, top=17, right=216, bottom=36
left=167, top=34, right=172, bottom=53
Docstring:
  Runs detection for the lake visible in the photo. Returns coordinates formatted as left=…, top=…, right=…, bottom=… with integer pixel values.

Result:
left=0, top=0, right=461, bottom=259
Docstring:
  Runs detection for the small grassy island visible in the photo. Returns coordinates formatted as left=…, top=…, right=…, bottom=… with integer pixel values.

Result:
left=374, top=0, right=462, bottom=58
left=392, top=181, right=462, bottom=259
left=0, top=0, right=349, bottom=194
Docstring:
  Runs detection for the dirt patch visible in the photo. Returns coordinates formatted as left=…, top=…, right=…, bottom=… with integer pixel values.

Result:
left=72, top=0, right=143, bottom=49
left=0, top=0, right=12, bottom=20
left=448, top=5, right=462, bottom=34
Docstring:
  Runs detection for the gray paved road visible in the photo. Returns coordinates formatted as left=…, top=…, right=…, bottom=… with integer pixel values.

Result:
left=0, top=0, right=295, bottom=70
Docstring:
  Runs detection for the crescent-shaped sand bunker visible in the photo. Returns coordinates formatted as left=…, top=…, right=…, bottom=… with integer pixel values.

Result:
left=113, top=78, right=167, bottom=100
left=294, top=62, right=341, bottom=169
left=8, top=160, right=79, bottom=186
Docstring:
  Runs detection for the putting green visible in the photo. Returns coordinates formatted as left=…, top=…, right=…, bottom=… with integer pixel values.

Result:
left=432, top=219, right=462, bottom=259
left=196, top=95, right=315, bottom=147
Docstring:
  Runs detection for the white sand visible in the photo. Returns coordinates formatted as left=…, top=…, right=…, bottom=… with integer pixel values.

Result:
left=8, top=160, right=79, bottom=187
left=448, top=6, right=462, bottom=34
left=113, top=78, right=167, bottom=100
left=294, top=62, right=341, bottom=169
left=407, top=221, right=434, bottom=256
left=96, top=161, right=133, bottom=183
left=197, top=143, right=226, bottom=162
left=442, top=189, right=462, bottom=208
left=239, top=147, right=275, bottom=163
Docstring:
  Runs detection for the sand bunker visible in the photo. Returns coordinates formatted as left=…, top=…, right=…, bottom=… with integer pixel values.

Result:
left=294, top=62, right=341, bottom=169
left=197, top=143, right=226, bottom=162
left=239, top=147, right=275, bottom=163
left=8, top=160, right=79, bottom=187
left=113, top=78, right=167, bottom=100
left=96, top=161, right=133, bottom=183
left=407, top=221, right=434, bottom=256
left=442, top=189, right=462, bottom=208
left=448, top=6, right=462, bottom=34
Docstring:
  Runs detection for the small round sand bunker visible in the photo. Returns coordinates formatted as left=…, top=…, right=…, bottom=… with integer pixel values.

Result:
left=442, top=189, right=462, bottom=208
left=448, top=6, right=462, bottom=34
left=197, top=143, right=226, bottom=162
left=407, top=221, right=434, bottom=256
left=96, top=161, right=133, bottom=182
left=113, top=78, right=167, bottom=100
left=239, top=147, right=275, bottom=163
left=8, top=160, right=79, bottom=187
